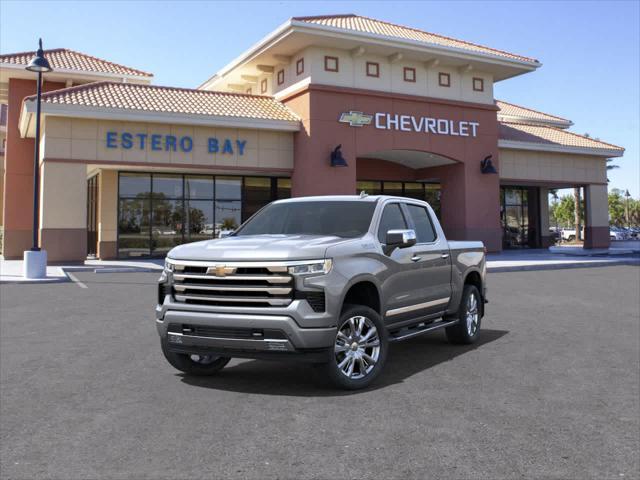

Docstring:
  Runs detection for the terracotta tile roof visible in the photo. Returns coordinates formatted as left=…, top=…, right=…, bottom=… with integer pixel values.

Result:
left=496, top=100, right=571, bottom=126
left=0, top=48, right=152, bottom=78
left=27, top=81, right=299, bottom=122
left=499, top=122, right=624, bottom=153
left=293, top=14, right=538, bottom=64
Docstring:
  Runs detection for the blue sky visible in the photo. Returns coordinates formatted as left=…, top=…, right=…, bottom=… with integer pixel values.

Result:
left=1, top=0, right=638, bottom=197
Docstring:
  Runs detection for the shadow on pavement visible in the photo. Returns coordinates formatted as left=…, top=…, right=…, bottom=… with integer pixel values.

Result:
left=179, top=328, right=509, bottom=397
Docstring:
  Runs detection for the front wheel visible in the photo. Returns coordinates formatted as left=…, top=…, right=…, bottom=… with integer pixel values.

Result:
left=161, top=338, right=231, bottom=376
left=446, top=284, right=482, bottom=345
left=323, top=305, right=388, bottom=390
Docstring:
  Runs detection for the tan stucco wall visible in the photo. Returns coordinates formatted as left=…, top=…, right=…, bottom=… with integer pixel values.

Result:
left=40, top=161, right=86, bottom=229
left=499, top=149, right=607, bottom=184
left=585, top=184, right=609, bottom=228
left=272, top=46, right=494, bottom=104
left=98, top=169, right=118, bottom=243
left=42, top=117, right=294, bottom=170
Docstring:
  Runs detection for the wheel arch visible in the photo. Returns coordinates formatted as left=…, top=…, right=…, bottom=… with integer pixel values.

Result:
left=340, top=276, right=382, bottom=315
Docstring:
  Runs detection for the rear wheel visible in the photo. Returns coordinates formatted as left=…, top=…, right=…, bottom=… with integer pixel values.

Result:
left=446, top=284, right=481, bottom=345
left=324, top=305, right=388, bottom=390
left=161, top=338, right=231, bottom=376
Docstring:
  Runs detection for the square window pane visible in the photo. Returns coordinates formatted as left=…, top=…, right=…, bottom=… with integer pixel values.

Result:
left=216, top=176, right=241, bottom=200
left=153, top=174, right=183, bottom=198
left=277, top=178, right=291, bottom=199
left=118, top=198, right=150, bottom=257
left=383, top=182, right=403, bottom=197
left=404, top=182, right=424, bottom=200
left=185, top=176, right=214, bottom=199
left=186, top=200, right=214, bottom=242
left=357, top=181, right=382, bottom=195
left=244, top=177, right=272, bottom=221
left=216, top=200, right=241, bottom=237
left=151, top=199, right=184, bottom=255
left=119, top=173, right=151, bottom=198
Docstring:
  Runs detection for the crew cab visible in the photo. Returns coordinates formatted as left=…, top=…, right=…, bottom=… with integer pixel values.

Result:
left=156, top=195, right=487, bottom=389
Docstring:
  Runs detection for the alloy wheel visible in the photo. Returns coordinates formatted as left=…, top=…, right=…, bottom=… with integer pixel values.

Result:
left=334, top=316, right=381, bottom=379
left=465, top=292, right=479, bottom=336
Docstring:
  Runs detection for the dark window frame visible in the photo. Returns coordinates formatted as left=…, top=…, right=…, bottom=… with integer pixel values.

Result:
left=403, top=202, right=438, bottom=244
left=376, top=202, right=409, bottom=244
left=366, top=61, right=380, bottom=78
left=438, top=72, right=451, bottom=87
left=403, top=67, right=416, bottom=82
left=472, top=77, right=484, bottom=92
left=260, top=78, right=268, bottom=94
left=296, top=58, right=304, bottom=75
left=324, top=55, right=339, bottom=72
left=277, top=69, right=285, bottom=85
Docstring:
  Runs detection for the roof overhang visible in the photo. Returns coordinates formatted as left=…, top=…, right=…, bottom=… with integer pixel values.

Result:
left=200, top=19, right=540, bottom=89
left=497, top=114, right=573, bottom=129
left=498, top=139, right=624, bottom=158
left=0, top=62, right=152, bottom=85
left=19, top=99, right=301, bottom=138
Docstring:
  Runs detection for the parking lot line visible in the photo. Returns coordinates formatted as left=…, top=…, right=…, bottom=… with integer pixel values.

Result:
left=66, top=271, right=88, bottom=289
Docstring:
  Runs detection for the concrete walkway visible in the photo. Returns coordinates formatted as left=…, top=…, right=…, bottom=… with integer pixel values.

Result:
left=1, top=249, right=637, bottom=284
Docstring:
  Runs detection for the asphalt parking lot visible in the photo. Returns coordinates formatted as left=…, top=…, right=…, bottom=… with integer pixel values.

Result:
left=1, top=266, right=638, bottom=479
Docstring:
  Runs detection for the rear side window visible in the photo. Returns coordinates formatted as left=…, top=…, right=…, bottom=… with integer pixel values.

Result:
left=377, top=203, right=407, bottom=243
left=406, top=204, right=437, bottom=243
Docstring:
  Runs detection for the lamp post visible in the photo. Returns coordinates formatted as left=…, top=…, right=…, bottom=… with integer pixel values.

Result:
left=624, top=189, right=631, bottom=230
left=23, top=39, right=52, bottom=279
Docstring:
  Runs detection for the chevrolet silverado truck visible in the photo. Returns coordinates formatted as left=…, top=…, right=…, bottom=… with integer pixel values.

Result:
left=156, top=195, right=487, bottom=389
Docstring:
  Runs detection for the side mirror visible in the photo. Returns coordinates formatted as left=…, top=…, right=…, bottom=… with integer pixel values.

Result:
left=385, top=229, right=416, bottom=253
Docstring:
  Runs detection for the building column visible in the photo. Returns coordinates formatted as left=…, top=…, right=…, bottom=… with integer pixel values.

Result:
left=421, top=162, right=502, bottom=252
left=1, top=78, right=65, bottom=259
left=539, top=187, right=553, bottom=247
left=39, top=161, right=87, bottom=262
left=584, top=184, right=610, bottom=249
left=98, top=170, right=118, bottom=259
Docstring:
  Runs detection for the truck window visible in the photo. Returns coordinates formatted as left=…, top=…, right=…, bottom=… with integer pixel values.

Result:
left=235, top=201, right=376, bottom=238
left=405, top=204, right=437, bottom=243
left=377, top=203, right=407, bottom=243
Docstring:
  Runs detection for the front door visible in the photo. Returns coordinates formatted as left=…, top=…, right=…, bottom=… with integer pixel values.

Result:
left=87, top=175, right=99, bottom=257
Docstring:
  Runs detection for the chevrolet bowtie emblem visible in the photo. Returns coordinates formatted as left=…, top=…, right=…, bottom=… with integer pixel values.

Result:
left=207, top=265, right=236, bottom=277
left=339, top=111, right=373, bottom=127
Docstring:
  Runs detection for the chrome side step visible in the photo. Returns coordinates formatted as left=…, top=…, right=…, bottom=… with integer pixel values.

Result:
left=388, top=318, right=459, bottom=343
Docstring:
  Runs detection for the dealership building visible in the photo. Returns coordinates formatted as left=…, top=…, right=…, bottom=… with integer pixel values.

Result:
left=0, top=14, right=624, bottom=261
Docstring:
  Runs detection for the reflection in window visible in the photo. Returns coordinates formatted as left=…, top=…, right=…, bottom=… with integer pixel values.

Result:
left=151, top=199, right=184, bottom=255
left=186, top=200, right=214, bottom=243
left=216, top=201, right=242, bottom=236
left=118, top=198, right=150, bottom=257
left=277, top=178, right=291, bottom=199
left=185, top=176, right=214, bottom=199
left=216, top=176, right=241, bottom=199
left=244, top=177, right=272, bottom=220
left=119, top=173, right=151, bottom=197
left=356, top=181, right=382, bottom=195
left=153, top=175, right=183, bottom=198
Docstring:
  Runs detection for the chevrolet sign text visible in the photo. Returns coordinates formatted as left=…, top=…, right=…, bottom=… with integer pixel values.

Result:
left=374, top=113, right=479, bottom=137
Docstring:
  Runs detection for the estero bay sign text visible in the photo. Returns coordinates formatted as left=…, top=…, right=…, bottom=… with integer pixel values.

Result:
left=105, top=131, right=248, bottom=155
left=339, top=111, right=480, bottom=137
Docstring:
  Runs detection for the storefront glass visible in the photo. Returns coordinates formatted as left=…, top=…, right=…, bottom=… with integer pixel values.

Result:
left=500, top=186, right=539, bottom=248
left=117, top=173, right=290, bottom=258
left=356, top=180, right=441, bottom=218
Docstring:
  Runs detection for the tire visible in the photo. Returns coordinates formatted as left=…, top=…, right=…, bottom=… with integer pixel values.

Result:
left=567, top=235, right=575, bottom=242
left=323, top=304, right=388, bottom=390
left=446, top=284, right=482, bottom=345
left=161, top=338, right=231, bottom=376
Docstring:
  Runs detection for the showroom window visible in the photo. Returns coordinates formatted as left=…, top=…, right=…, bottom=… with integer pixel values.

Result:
left=356, top=180, right=441, bottom=219
left=117, top=173, right=290, bottom=258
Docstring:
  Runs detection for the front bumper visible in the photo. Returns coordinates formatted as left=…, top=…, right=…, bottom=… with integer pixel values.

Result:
left=156, top=301, right=337, bottom=361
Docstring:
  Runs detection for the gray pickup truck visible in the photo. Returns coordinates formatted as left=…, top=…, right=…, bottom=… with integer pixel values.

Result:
left=156, top=195, right=487, bottom=389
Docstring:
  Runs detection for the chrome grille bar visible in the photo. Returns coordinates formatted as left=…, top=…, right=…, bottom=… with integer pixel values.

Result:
left=174, top=284, right=292, bottom=295
left=173, top=273, right=291, bottom=284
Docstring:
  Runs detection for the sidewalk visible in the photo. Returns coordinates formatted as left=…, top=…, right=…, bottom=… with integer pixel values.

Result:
left=1, top=250, right=638, bottom=283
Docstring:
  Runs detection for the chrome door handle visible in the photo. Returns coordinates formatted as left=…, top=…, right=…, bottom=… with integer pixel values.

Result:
left=440, top=253, right=450, bottom=259
left=411, top=255, right=422, bottom=262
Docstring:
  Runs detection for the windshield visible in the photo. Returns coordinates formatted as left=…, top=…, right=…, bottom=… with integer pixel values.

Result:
left=235, top=201, right=376, bottom=238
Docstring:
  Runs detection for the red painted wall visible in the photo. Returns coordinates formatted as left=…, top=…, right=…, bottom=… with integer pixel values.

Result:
left=283, top=85, right=502, bottom=251
left=2, top=78, right=66, bottom=259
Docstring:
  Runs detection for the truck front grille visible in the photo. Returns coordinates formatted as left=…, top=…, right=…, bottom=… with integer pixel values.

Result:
left=169, top=262, right=294, bottom=308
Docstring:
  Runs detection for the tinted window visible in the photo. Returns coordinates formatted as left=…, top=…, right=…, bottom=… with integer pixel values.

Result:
left=377, top=203, right=407, bottom=243
left=236, top=201, right=376, bottom=238
left=406, top=204, right=436, bottom=243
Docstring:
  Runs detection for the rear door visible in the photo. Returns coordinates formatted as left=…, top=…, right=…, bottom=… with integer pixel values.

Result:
left=402, top=202, right=452, bottom=315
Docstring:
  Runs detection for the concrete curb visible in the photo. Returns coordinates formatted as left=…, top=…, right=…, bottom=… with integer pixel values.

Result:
left=488, top=259, right=640, bottom=273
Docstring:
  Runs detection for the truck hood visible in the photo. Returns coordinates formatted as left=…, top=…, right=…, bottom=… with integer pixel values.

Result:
left=167, top=234, right=347, bottom=261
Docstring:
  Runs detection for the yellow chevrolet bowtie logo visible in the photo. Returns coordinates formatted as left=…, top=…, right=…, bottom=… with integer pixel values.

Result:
left=339, top=111, right=373, bottom=127
left=207, top=265, right=236, bottom=277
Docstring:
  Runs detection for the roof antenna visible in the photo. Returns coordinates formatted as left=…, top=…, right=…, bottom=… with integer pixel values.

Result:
left=360, top=190, right=368, bottom=198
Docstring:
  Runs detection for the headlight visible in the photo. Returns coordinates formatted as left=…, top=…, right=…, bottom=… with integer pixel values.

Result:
left=288, top=259, right=333, bottom=276
left=164, top=259, right=175, bottom=272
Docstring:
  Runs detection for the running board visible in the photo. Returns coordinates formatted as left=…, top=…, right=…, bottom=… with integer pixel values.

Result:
left=388, top=318, right=459, bottom=343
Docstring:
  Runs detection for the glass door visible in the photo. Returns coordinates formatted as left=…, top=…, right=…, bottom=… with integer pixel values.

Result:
left=86, top=175, right=99, bottom=257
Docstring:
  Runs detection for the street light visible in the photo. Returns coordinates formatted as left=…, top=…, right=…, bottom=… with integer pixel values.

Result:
left=23, top=39, right=52, bottom=279
left=625, top=189, right=631, bottom=229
